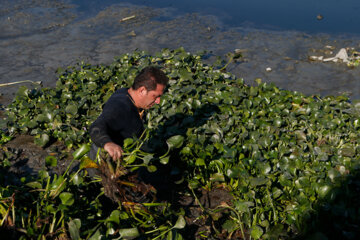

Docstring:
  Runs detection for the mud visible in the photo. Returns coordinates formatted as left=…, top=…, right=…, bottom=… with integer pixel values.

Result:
left=1, top=135, right=74, bottom=184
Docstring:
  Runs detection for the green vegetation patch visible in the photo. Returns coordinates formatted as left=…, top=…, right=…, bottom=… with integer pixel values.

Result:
left=2, top=48, right=360, bottom=239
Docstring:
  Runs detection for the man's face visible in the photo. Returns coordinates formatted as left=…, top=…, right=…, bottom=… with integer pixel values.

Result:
left=141, top=84, right=165, bottom=109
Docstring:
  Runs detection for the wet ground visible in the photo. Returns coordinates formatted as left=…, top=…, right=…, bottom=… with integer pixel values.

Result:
left=1, top=135, right=74, bottom=183
left=0, top=0, right=360, bottom=108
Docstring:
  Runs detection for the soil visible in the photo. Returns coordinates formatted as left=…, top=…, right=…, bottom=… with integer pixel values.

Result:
left=1, top=135, right=75, bottom=184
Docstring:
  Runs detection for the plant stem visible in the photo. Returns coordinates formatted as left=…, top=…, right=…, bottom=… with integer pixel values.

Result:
left=145, top=225, right=168, bottom=234
left=189, top=184, right=204, bottom=211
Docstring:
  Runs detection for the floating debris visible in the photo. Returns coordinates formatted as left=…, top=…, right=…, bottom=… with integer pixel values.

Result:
left=309, top=55, right=324, bottom=61
left=0, top=80, right=42, bottom=88
left=119, top=15, right=136, bottom=22
left=325, top=45, right=335, bottom=50
left=309, top=47, right=360, bottom=67
left=317, top=14, right=324, bottom=20
left=323, top=48, right=349, bottom=63
left=128, top=30, right=136, bottom=37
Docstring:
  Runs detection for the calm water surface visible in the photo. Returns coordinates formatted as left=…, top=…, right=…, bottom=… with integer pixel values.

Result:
left=73, top=0, right=360, bottom=35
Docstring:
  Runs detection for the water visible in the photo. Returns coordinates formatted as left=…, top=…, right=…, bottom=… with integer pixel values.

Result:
left=0, top=0, right=360, bottom=106
left=74, top=0, right=360, bottom=35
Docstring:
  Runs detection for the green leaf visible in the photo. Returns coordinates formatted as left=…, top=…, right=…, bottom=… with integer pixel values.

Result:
left=249, top=177, right=270, bottom=187
left=188, top=180, right=199, bottom=189
left=89, top=229, right=102, bottom=240
left=123, top=138, right=134, bottom=148
left=147, top=165, right=157, bottom=172
left=327, top=168, right=340, bottom=182
left=50, top=176, right=66, bottom=197
left=34, top=133, right=50, bottom=147
left=226, top=167, right=246, bottom=179
left=180, top=146, right=191, bottom=155
left=45, top=155, right=57, bottom=167
left=210, top=173, right=225, bottom=182
left=338, top=147, right=355, bottom=157
left=263, top=224, right=285, bottom=239
left=68, top=219, right=81, bottom=240
left=124, top=154, right=137, bottom=164
left=36, top=113, right=53, bottom=123
left=107, top=210, right=120, bottom=224
left=173, top=215, right=186, bottom=229
left=317, top=184, right=332, bottom=198
left=45, top=204, right=57, bottom=214
left=142, top=154, right=154, bottom=165
left=26, top=181, right=42, bottom=189
left=65, top=104, right=78, bottom=115
left=107, top=228, right=115, bottom=236
left=234, top=200, right=254, bottom=213
left=250, top=225, right=264, bottom=239
left=166, top=135, right=184, bottom=149
left=160, top=156, right=170, bottom=164
left=167, top=230, right=184, bottom=240
left=38, top=170, right=49, bottom=179
left=222, top=219, right=238, bottom=232
left=60, top=192, right=74, bottom=206
left=119, top=228, right=140, bottom=239
left=195, top=158, right=205, bottom=166
left=72, top=173, right=83, bottom=185
left=16, top=86, right=29, bottom=98
left=79, top=156, right=98, bottom=169
left=73, top=144, right=91, bottom=160
left=179, top=68, right=192, bottom=80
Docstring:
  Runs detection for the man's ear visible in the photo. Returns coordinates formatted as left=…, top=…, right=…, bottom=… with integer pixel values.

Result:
left=138, top=86, right=147, bottom=96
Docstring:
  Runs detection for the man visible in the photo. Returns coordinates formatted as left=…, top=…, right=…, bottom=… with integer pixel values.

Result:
left=89, top=66, right=169, bottom=161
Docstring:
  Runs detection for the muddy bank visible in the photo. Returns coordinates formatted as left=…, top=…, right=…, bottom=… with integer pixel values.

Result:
left=1, top=0, right=360, bottom=108
left=1, top=135, right=75, bottom=186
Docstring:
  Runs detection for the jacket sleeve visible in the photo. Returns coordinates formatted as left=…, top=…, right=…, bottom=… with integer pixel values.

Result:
left=89, top=97, right=129, bottom=147
left=89, top=116, right=113, bottom=148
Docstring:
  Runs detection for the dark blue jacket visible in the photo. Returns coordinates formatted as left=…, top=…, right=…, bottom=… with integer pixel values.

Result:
left=89, top=88, right=144, bottom=148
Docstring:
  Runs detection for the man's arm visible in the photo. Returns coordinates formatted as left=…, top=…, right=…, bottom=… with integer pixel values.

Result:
left=89, top=117, right=112, bottom=148
left=89, top=94, right=129, bottom=160
left=104, top=142, right=123, bottom=160
left=90, top=117, right=124, bottom=161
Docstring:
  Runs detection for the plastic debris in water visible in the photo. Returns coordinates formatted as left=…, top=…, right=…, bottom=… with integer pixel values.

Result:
left=323, top=48, right=349, bottom=63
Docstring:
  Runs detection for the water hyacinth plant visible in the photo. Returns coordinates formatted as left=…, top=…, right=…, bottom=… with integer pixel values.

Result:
left=1, top=48, right=360, bottom=239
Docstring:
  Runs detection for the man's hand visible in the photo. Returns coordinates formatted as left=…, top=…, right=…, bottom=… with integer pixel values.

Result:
left=104, top=142, right=123, bottom=161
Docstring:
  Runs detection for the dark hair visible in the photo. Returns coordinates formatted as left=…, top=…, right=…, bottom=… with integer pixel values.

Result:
left=132, top=66, right=169, bottom=91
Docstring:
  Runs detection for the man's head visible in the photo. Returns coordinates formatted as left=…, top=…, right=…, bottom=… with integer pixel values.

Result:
left=130, top=66, right=169, bottom=109
left=132, top=66, right=169, bottom=91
